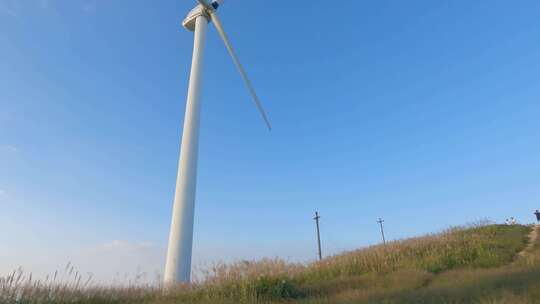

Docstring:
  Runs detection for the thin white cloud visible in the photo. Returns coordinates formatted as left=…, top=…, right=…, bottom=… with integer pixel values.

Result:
left=0, top=3, right=17, bottom=17
left=0, top=145, right=18, bottom=153
left=82, top=1, right=96, bottom=13
left=5, top=8, right=16, bottom=16
left=39, top=0, right=51, bottom=9
left=74, top=240, right=164, bottom=284
left=90, top=240, right=155, bottom=253
left=0, top=0, right=104, bottom=17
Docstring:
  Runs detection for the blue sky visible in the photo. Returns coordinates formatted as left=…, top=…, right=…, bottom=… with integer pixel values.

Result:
left=1, top=0, right=539, bottom=282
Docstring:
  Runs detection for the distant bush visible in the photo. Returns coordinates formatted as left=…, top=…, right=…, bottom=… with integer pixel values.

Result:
left=251, top=276, right=300, bottom=300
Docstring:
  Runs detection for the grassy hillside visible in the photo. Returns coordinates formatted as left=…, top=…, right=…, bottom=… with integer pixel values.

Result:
left=1, top=224, right=537, bottom=304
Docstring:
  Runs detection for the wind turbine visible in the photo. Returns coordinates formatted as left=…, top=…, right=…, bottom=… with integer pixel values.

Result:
left=164, top=0, right=271, bottom=286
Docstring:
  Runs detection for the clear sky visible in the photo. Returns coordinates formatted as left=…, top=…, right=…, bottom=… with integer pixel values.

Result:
left=1, top=0, right=539, bottom=283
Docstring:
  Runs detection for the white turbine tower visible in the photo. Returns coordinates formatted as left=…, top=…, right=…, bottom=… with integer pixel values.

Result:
left=164, top=0, right=271, bottom=286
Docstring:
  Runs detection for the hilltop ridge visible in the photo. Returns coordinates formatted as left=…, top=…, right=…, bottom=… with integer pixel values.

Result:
left=2, top=224, right=539, bottom=304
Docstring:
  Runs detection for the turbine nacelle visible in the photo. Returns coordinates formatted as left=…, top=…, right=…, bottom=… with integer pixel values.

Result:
left=182, top=0, right=221, bottom=31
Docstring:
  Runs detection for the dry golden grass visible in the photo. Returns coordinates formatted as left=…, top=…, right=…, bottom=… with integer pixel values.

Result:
left=0, top=223, right=534, bottom=304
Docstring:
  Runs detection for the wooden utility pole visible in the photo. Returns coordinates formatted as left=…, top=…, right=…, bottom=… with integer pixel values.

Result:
left=377, top=218, right=386, bottom=244
left=314, top=211, right=322, bottom=261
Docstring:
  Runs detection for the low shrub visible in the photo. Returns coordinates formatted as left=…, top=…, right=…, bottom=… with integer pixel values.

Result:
left=251, top=276, right=301, bottom=300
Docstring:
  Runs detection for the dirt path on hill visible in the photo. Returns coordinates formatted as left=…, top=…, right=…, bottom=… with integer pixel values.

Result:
left=518, top=225, right=539, bottom=258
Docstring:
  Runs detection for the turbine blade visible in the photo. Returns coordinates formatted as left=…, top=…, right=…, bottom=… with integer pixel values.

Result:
left=209, top=12, right=272, bottom=131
